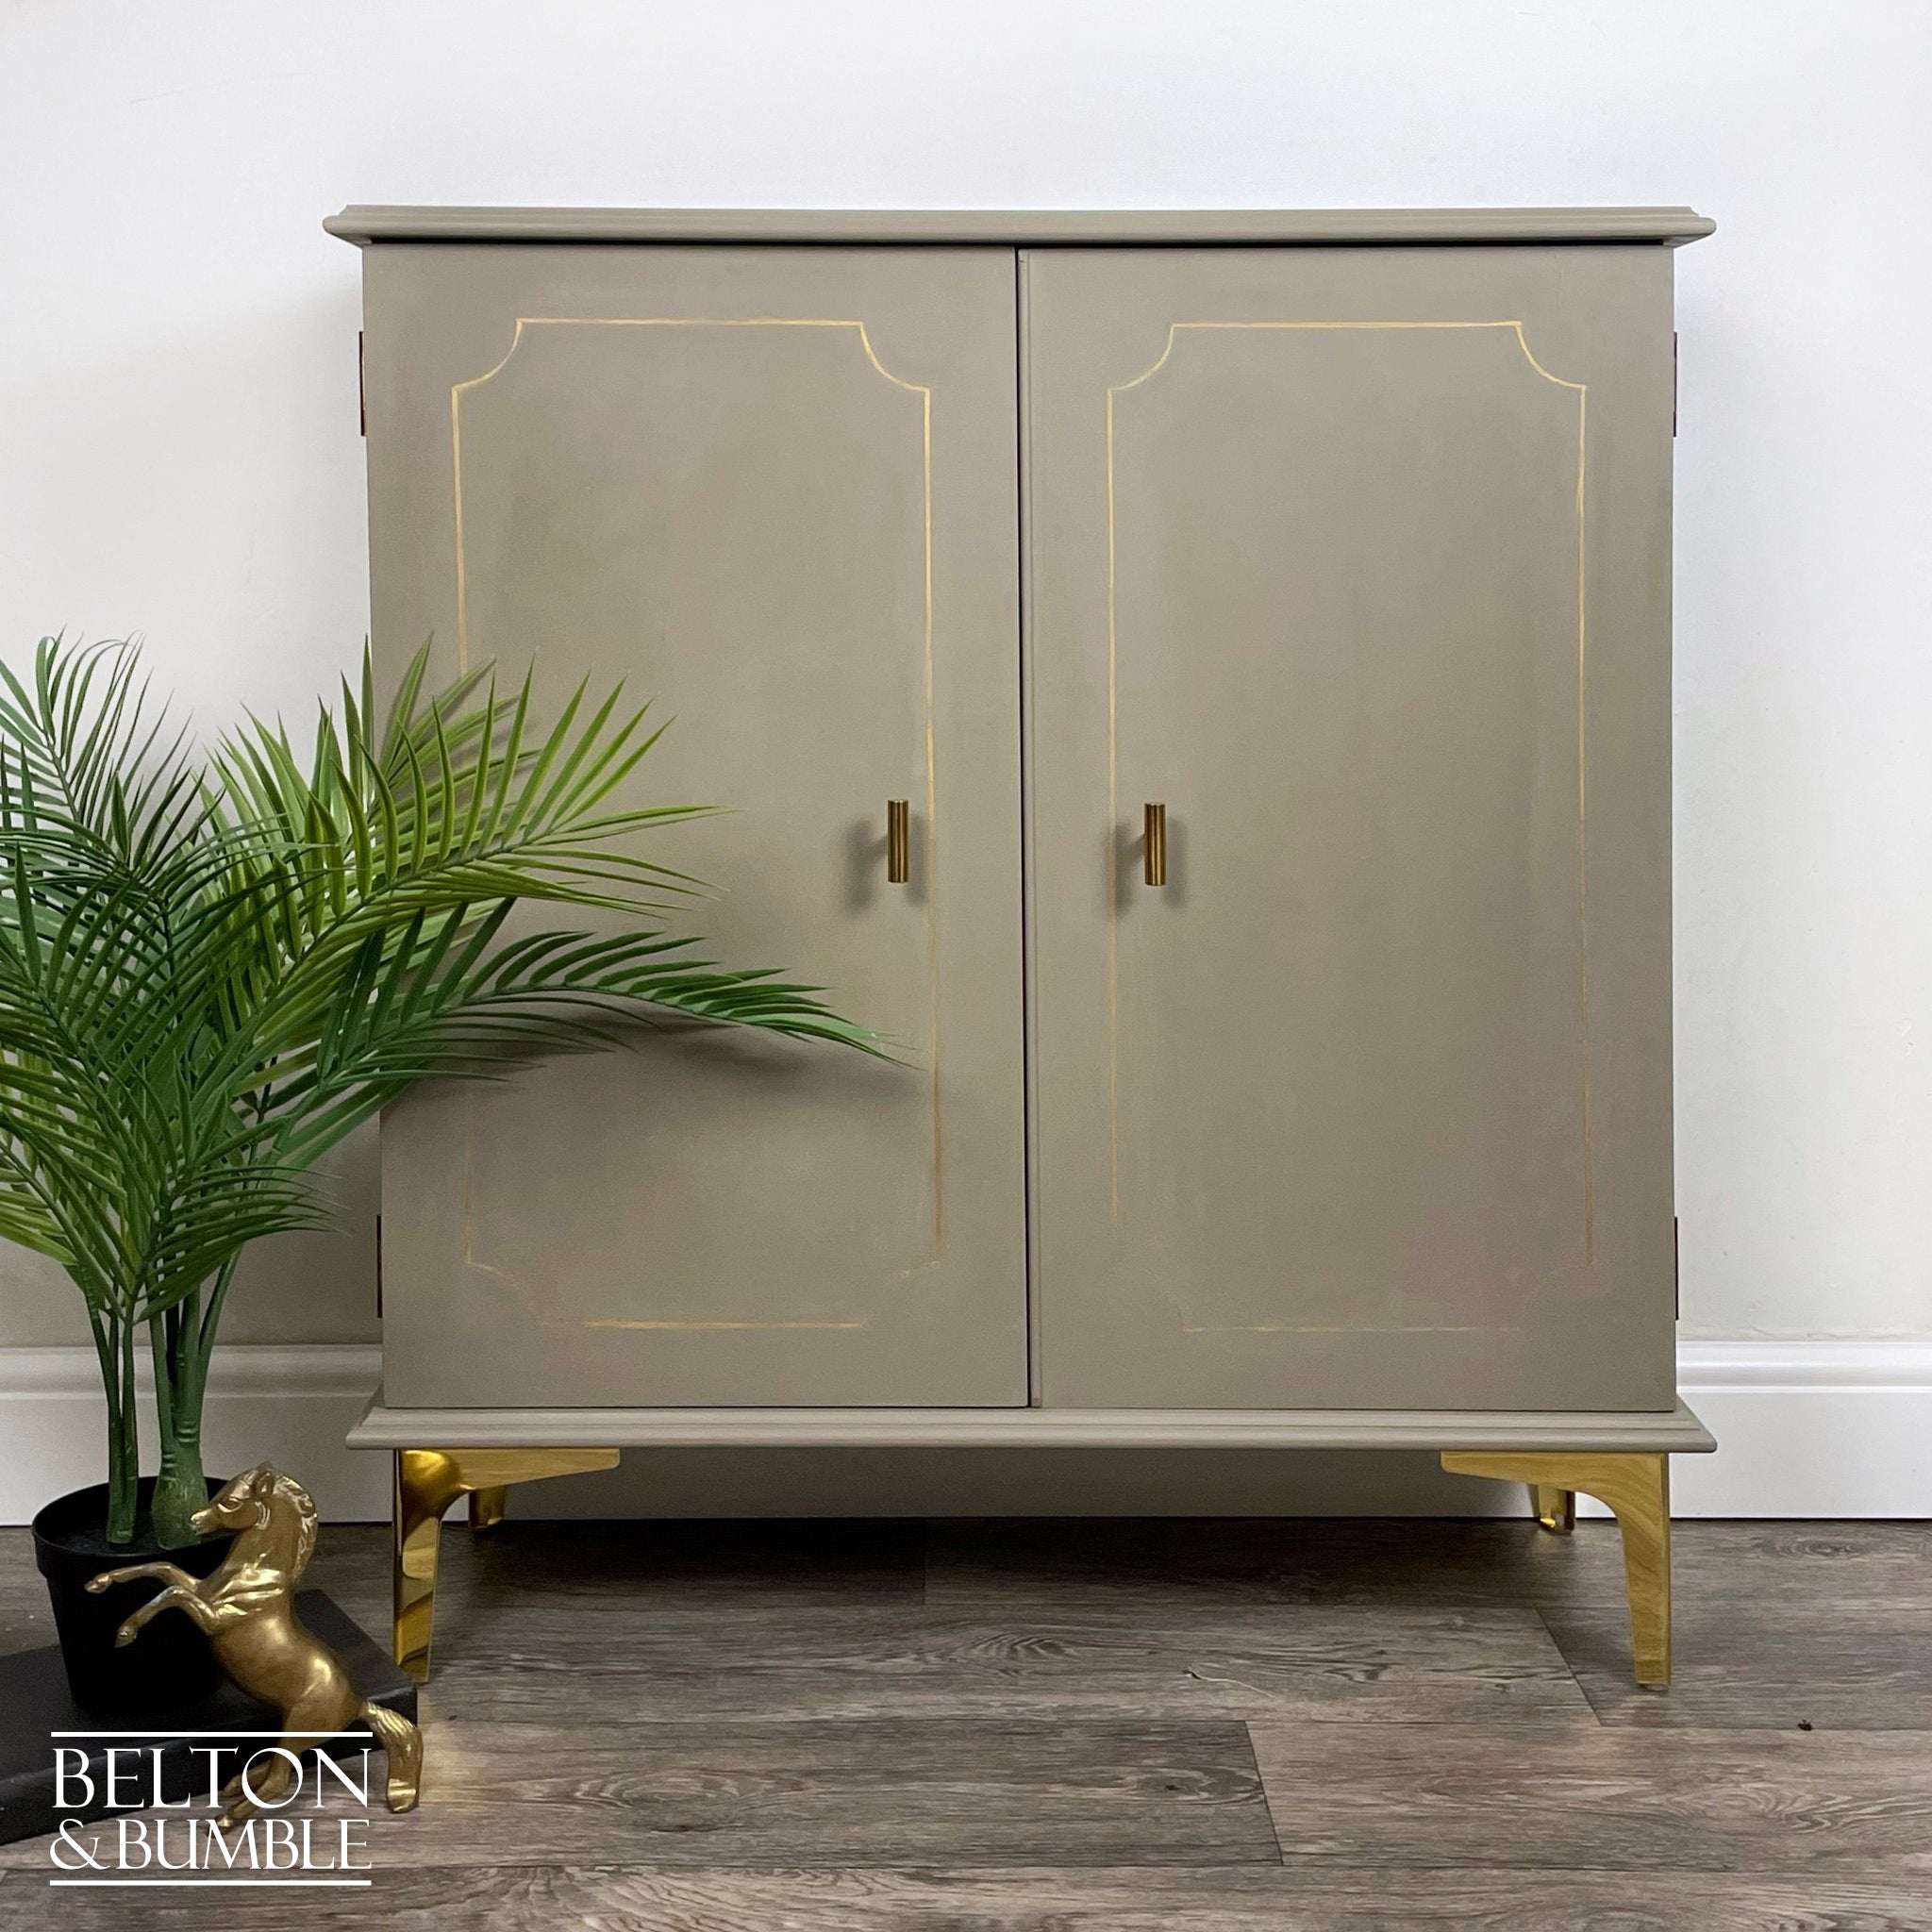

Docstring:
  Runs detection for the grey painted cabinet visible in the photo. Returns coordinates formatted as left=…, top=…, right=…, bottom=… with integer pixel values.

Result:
left=339, top=207, right=1710, bottom=1434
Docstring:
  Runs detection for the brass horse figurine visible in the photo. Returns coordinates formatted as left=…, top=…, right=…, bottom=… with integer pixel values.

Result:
left=87, top=1464, right=422, bottom=1824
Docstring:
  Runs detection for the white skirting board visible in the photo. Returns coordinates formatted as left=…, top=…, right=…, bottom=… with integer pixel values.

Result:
left=1658, top=1341, right=1932, bottom=1519
left=0, top=1344, right=392, bottom=1526
left=0, top=1340, right=1927, bottom=1524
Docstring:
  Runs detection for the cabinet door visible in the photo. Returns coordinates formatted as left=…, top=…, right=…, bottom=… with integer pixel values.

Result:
left=363, top=245, right=1025, bottom=1407
left=1025, top=247, right=1675, bottom=1411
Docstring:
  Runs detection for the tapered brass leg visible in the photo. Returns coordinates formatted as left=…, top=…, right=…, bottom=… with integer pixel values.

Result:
left=468, top=1486, right=508, bottom=1531
left=1441, top=1450, right=1672, bottom=1688
left=392, top=1447, right=619, bottom=1682
left=1533, top=1484, right=1576, bottom=1534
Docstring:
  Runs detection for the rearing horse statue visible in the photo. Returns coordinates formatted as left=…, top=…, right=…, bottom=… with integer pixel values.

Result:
left=88, top=1463, right=422, bottom=1824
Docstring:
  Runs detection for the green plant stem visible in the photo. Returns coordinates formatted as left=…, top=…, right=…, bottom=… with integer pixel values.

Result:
left=109, top=1316, right=139, bottom=1543
left=148, top=1284, right=210, bottom=1547
left=195, top=1257, right=236, bottom=1366
left=149, top=1430, right=207, bottom=1548
left=92, top=1309, right=138, bottom=1544
left=148, top=1303, right=175, bottom=1449
left=180, top=1265, right=231, bottom=1477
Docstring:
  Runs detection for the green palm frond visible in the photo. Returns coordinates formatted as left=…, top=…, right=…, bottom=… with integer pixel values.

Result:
left=0, top=632, right=873, bottom=1541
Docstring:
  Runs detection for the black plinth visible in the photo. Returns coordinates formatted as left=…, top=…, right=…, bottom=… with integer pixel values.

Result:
left=0, top=1591, right=416, bottom=1845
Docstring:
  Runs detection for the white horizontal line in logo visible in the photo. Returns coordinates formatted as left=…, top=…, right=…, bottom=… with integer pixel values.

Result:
left=53, top=1879, right=374, bottom=1889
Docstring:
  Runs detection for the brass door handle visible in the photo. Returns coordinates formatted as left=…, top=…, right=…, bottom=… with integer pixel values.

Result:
left=887, top=800, right=910, bottom=884
left=1143, top=802, right=1167, bottom=886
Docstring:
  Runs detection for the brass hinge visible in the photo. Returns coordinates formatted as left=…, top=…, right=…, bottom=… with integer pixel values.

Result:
left=1673, top=1214, right=1680, bottom=1320
left=358, top=330, right=366, bottom=438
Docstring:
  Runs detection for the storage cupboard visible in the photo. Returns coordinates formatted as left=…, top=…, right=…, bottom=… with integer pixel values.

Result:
left=330, top=205, right=1715, bottom=1686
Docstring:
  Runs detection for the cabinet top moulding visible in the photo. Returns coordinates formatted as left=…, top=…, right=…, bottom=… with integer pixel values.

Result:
left=324, top=205, right=1716, bottom=249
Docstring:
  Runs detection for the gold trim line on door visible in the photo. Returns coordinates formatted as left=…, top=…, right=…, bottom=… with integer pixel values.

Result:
left=447, top=313, right=947, bottom=1263
left=1104, top=318, right=1591, bottom=1253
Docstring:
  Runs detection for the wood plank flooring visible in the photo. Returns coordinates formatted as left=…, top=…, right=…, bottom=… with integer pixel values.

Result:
left=1, top=1516, right=1928, bottom=1928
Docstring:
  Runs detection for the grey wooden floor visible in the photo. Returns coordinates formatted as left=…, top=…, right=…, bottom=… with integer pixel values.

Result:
left=3, top=1515, right=1930, bottom=1928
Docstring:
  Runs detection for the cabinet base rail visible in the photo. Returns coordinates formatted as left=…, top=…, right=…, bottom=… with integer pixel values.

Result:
left=355, top=1399, right=1714, bottom=1454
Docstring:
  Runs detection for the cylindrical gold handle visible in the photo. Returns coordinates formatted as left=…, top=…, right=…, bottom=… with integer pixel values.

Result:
left=1143, top=802, right=1167, bottom=887
left=887, top=799, right=910, bottom=884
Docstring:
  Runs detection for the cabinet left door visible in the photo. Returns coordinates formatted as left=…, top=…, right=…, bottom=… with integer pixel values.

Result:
left=361, top=244, right=1027, bottom=1407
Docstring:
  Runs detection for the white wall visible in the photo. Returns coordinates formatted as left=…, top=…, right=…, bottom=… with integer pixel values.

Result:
left=2, top=0, right=1928, bottom=1356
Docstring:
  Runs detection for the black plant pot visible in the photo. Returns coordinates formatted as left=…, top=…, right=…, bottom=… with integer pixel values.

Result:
left=31, top=1477, right=234, bottom=1716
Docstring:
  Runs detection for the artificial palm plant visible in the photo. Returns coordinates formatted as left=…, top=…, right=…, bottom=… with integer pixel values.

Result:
left=0, top=635, right=866, bottom=1547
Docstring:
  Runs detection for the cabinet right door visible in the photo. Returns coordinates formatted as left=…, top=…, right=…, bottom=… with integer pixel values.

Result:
left=1025, top=246, right=1677, bottom=1412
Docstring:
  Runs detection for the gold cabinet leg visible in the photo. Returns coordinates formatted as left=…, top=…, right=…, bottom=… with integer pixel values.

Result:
left=1533, top=1484, right=1576, bottom=1534
left=1441, top=1450, right=1671, bottom=1689
left=468, top=1486, right=508, bottom=1532
left=393, top=1451, right=464, bottom=1688
left=392, top=1447, right=619, bottom=1682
